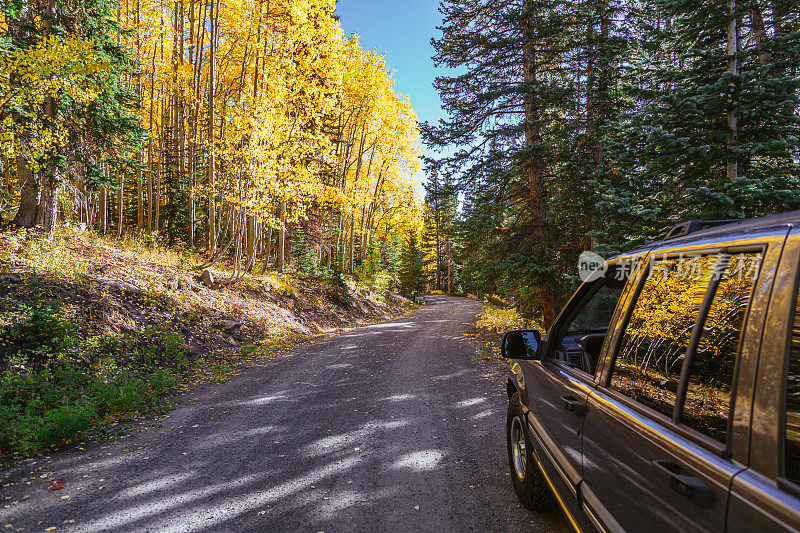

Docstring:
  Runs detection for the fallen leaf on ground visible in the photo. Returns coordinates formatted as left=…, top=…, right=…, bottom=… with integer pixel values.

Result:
left=47, top=479, right=66, bottom=491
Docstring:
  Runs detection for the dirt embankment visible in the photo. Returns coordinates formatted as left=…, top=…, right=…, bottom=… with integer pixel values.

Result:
left=0, top=228, right=412, bottom=367
left=0, top=228, right=412, bottom=461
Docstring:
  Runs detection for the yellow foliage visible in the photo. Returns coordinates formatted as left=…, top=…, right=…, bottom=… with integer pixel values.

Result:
left=0, top=34, right=110, bottom=166
left=476, top=306, right=527, bottom=332
left=125, top=0, right=422, bottom=241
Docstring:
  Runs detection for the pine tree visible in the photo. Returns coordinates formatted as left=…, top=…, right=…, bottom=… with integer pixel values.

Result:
left=4, top=0, right=143, bottom=235
left=399, top=231, right=425, bottom=298
left=425, top=0, right=628, bottom=324
left=294, top=225, right=319, bottom=275
left=422, top=170, right=460, bottom=292
left=383, top=237, right=401, bottom=292
left=596, top=0, right=800, bottom=256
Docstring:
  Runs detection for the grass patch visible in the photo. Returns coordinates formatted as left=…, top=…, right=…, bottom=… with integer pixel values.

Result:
left=0, top=225, right=411, bottom=463
left=0, top=303, right=187, bottom=460
left=0, top=364, right=181, bottom=456
left=207, top=361, right=232, bottom=383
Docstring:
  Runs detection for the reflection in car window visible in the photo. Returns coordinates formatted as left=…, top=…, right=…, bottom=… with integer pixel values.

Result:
left=785, top=283, right=800, bottom=485
left=610, top=255, right=719, bottom=418
left=683, top=253, right=760, bottom=442
left=567, top=284, right=624, bottom=334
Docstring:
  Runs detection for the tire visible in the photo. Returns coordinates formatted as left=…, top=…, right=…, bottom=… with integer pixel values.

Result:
left=507, top=392, right=556, bottom=511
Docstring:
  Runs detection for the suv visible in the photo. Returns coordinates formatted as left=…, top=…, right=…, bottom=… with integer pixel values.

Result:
left=503, top=211, right=800, bottom=532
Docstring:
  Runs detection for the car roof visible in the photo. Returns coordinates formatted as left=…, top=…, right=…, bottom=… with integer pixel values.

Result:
left=609, top=210, right=800, bottom=261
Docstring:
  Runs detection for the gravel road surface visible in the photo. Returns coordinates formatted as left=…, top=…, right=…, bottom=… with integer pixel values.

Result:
left=1, top=295, right=568, bottom=532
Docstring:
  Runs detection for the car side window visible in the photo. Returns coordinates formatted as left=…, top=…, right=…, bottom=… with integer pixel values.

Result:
left=682, top=252, right=761, bottom=443
left=553, top=263, right=634, bottom=376
left=784, top=283, right=800, bottom=485
left=609, top=255, right=718, bottom=419
left=566, top=283, right=623, bottom=335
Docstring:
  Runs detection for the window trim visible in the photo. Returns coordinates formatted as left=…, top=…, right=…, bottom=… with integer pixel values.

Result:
left=603, top=245, right=767, bottom=456
left=778, top=476, right=800, bottom=501
left=545, top=358, right=598, bottom=388
left=673, top=254, right=731, bottom=425
left=780, top=244, right=800, bottom=483
left=595, top=382, right=731, bottom=458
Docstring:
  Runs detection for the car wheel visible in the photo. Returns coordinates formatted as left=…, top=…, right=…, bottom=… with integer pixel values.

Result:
left=507, top=392, right=555, bottom=511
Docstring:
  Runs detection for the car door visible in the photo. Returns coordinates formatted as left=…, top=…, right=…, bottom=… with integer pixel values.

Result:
left=518, top=258, right=641, bottom=524
left=727, top=226, right=800, bottom=531
left=582, top=227, right=785, bottom=532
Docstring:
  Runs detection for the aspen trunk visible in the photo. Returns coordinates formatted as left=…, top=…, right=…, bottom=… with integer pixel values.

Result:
left=348, top=215, right=355, bottom=273
left=187, top=0, right=197, bottom=246
left=262, top=225, right=273, bottom=272
left=277, top=200, right=286, bottom=272
left=13, top=155, right=38, bottom=228
left=135, top=0, right=144, bottom=232
left=100, top=187, right=108, bottom=235
left=147, top=42, right=156, bottom=233
left=246, top=214, right=256, bottom=271
left=155, top=104, right=162, bottom=232
left=447, top=237, right=452, bottom=294
left=117, top=172, right=124, bottom=238
left=207, top=0, right=217, bottom=255
left=37, top=178, right=60, bottom=237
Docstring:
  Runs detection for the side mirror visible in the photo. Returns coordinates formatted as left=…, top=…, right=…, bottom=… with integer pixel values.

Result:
left=502, top=330, right=542, bottom=360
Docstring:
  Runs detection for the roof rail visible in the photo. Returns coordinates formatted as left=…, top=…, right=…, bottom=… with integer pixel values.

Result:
left=663, top=219, right=742, bottom=240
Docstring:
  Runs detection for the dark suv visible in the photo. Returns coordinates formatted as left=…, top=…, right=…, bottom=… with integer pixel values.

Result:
left=503, top=211, right=800, bottom=532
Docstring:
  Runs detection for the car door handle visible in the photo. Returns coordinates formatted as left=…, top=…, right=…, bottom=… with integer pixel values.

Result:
left=652, top=460, right=713, bottom=508
left=560, top=395, right=587, bottom=417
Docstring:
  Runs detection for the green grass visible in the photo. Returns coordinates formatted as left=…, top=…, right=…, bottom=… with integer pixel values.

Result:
left=0, top=303, right=187, bottom=460
left=0, top=364, right=182, bottom=455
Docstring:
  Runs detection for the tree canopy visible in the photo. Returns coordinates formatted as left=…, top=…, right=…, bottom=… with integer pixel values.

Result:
left=424, top=0, right=800, bottom=326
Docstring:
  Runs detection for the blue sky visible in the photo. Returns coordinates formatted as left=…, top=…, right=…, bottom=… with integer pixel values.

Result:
left=334, top=0, right=446, bottom=185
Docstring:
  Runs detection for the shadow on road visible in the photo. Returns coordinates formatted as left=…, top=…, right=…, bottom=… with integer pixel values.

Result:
left=2, top=296, right=568, bottom=532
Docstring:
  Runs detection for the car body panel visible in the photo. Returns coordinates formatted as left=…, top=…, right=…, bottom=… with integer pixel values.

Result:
left=749, top=227, right=796, bottom=478
left=581, top=227, right=786, bottom=531
left=523, top=421, right=591, bottom=532
left=727, top=469, right=800, bottom=532
left=727, top=226, right=800, bottom=531
left=581, top=384, right=746, bottom=532
left=521, top=361, right=592, bottom=495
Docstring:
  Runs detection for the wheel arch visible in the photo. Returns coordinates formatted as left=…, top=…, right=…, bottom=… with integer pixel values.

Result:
left=506, top=377, right=518, bottom=399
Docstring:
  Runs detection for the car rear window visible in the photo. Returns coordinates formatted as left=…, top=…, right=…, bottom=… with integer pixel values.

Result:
left=610, top=255, right=718, bottom=419
left=681, top=252, right=761, bottom=442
